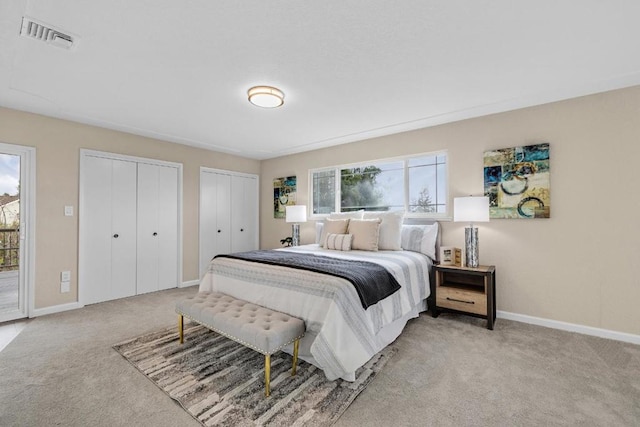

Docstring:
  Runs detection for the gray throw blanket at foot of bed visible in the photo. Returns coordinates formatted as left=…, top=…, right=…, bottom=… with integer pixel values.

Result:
left=216, top=250, right=401, bottom=309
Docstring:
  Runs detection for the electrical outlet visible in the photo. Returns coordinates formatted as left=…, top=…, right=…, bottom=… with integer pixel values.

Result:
left=61, top=281, right=70, bottom=293
left=64, top=205, right=73, bottom=216
left=61, top=271, right=71, bottom=281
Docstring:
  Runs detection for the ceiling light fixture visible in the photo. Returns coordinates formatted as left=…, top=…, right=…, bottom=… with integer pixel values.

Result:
left=247, top=86, right=284, bottom=108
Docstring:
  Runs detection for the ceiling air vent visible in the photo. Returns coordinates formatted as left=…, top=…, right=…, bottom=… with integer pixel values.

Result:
left=20, top=17, right=76, bottom=49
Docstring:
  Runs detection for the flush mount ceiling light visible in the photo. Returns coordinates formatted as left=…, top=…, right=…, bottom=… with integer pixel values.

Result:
left=247, top=86, right=284, bottom=108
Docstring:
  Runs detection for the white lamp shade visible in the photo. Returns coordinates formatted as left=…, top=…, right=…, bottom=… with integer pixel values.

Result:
left=286, top=205, right=307, bottom=223
left=453, top=196, right=490, bottom=222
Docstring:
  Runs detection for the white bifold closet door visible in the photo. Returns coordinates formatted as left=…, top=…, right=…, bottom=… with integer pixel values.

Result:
left=199, top=168, right=258, bottom=278
left=82, top=156, right=138, bottom=305
left=80, top=151, right=181, bottom=305
left=137, top=163, right=179, bottom=294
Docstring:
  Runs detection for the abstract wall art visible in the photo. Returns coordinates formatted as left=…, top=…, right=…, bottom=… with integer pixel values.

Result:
left=483, top=143, right=550, bottom=219
left=273, top=176, right=297, bottom=218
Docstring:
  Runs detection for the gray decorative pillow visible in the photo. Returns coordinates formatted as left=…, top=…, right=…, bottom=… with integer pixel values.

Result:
left=400, top=224, right=438, bottom=260
left=325, top=233, right=353, bottom=251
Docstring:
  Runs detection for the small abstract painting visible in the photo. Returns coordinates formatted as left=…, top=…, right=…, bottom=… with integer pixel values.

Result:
left=274, top=176, right=297, bottom=218
left=484, top=143, right=550, bottom=219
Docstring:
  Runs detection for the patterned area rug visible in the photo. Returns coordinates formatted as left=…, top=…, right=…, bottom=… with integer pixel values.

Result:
left=113, top=323, right=396, bottom=426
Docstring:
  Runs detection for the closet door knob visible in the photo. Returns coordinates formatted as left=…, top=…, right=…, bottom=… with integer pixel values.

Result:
left=113, top=234, right=119, bottom=238
left=217, top=230, right=221, bottom=233
left=153, top=232, right=158, bottom=236
left=240, top=228, right=244, bottom=232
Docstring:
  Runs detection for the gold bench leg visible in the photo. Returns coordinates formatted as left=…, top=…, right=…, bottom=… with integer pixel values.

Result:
left=265, top=354, right=271, bottom=397
left=292, top=339, right=299, bottom=376
left=178, top=315, right=184, bottom=344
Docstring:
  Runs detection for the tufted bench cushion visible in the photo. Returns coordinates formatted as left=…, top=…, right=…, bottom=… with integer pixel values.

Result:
left=175, top=291, right=305, bottom=396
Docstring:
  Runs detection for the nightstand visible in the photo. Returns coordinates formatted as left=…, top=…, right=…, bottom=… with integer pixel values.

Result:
left=432, top=264, right=496, bottom=330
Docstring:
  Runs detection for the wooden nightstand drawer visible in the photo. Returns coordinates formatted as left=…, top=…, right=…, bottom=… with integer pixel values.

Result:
left=432, top=264, right=496, bottom=329
left=436, top=287, right=487, bottom=316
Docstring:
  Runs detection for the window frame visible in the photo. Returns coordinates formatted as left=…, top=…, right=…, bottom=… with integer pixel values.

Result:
left=308, top=150, right=449, bottom=220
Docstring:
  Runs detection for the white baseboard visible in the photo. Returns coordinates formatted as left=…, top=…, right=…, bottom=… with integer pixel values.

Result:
left=29, top=283, right=197, bottom=318
left=497, top=310, right=640, bottom=345
left=30, top=301, right=83, bottom=318
left=180, top=280, right=199, bottom=288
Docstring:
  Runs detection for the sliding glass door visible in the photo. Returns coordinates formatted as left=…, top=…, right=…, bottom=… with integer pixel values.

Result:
left=0, top=143, right=33, bottom=322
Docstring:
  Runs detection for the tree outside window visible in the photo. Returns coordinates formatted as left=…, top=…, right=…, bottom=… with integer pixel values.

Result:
left=311, top=151, right=448, bottom=217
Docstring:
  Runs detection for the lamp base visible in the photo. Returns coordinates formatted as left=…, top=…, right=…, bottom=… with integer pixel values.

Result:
left=464, top=227, right=479, bottom=268
left=291, top=224, right=300, bottom=246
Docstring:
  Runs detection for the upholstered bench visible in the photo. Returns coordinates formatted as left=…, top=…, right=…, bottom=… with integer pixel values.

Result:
left=175, top=291, right=305, bottom=397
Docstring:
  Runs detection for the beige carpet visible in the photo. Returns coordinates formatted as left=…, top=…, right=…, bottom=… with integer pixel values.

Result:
left=1, top=287, right=639, bottom=426
left=114, top=323, right=396, bottom=426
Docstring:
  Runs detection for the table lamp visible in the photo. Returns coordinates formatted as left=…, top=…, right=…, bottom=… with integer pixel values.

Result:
left=285, top=205, right=307, bottom=246
left=453, top=196, right=490, bottom=268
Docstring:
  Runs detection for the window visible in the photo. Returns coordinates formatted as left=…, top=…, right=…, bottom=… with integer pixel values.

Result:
left=310, top=151, right=448, bottom=217
left=311, top=170, right=336, bottom=214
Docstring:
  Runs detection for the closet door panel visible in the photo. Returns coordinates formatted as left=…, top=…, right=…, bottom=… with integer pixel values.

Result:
left=82, top=156, right=113, bottom=305
left=199, top=171, right=233, bottom=277
left=157, top=165, right=179, bottom=290
left=230, top=175, right=244, bottom=253
left=109, top=159, right=138, bottom=300
left=199, top=171, right=218, bottom=278
left=231, top=175, right=257, bottom=253
left=136, top=163, right=160, bottom=294
left=243, top=176, right=258, bottom=250
left=215, top=173, right=232, bottom=255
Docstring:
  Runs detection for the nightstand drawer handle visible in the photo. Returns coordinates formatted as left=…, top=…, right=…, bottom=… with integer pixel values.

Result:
left=446, top=297, right=475, bottom=305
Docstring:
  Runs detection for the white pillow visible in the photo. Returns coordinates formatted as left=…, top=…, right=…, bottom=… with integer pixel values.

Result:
left=328, top=210, right=364, bottom=220
left=325, top=233, right=352, bottom=251
left=319, top=218, right=350, bottom=247
left=400, top=224, right=439, bottom=260
left=315, top=222, right=324, bottom=244
left=362, top=211, right=404, bottom=251
left=347, top=219, right=382, bottom=251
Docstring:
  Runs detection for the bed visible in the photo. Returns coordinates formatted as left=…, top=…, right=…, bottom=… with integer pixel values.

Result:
left=198, top=217, right=439, bottom=381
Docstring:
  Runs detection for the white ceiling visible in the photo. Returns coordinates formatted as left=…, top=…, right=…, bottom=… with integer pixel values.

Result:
left=1, top=1, right=640, bottom=160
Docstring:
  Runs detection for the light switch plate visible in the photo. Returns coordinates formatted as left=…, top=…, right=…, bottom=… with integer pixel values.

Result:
left=61, top=281, right=70, bottom=293
left=61, top=271, right=71, bottom=281
left=64, top=205, right=73, bottom=216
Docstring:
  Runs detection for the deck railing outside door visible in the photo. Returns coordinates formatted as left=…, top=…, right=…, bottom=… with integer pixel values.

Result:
left=0, top=228, right=19, bottom=271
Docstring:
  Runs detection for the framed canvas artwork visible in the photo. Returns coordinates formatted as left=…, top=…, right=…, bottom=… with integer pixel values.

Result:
left=273, top=176, right=296, bottom=218
left=484, top=143, right=550, bottom=219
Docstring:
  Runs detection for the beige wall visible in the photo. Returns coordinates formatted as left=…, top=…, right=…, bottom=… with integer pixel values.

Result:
left=0, top=107, right=260, bottom=309
left=3, top=85, right=639, bottom=336
left=260, top=85, right=640, bottom=336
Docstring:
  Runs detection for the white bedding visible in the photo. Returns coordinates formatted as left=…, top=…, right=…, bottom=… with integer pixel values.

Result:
left=198, top=244, right=432, bottom=380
